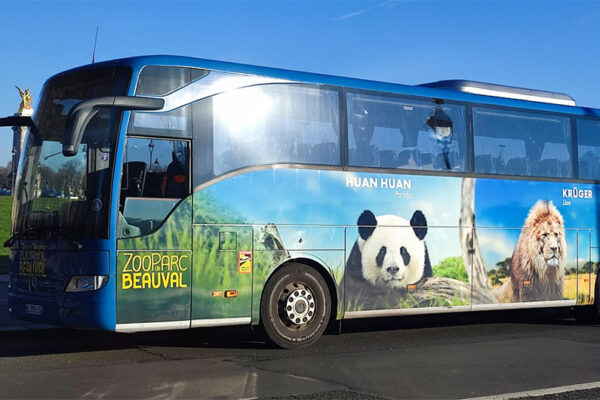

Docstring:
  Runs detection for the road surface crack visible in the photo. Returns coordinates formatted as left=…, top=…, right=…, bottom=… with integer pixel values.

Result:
left=137, top=346, right=169, bottom=360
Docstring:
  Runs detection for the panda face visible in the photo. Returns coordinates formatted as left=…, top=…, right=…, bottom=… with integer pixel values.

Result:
left=357, top=211, right=427, bottom=289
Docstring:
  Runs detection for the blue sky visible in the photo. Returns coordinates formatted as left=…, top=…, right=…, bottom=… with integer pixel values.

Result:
left=2, top=0, right=600, bottom=168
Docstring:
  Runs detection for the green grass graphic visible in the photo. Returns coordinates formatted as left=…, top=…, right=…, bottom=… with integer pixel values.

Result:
left=0, top=196, right=12, bottom=274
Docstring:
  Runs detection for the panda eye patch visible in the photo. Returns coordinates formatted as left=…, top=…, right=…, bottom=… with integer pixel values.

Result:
left=376, top=246, right=387, bottom=267
left=400, top=246, right=411, bottom=265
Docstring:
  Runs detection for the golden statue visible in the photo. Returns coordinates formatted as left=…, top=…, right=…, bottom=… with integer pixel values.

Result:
left=16, top=86, right=33, bottom=114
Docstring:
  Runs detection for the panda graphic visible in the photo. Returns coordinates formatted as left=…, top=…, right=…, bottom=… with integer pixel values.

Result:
left=347, top=209, right=432, bottom=290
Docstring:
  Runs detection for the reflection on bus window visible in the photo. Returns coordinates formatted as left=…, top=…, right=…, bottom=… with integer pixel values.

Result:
left=210, top=84, right=340, bottom=175
left=118, top=137, right=190, bottom=238
left=473, top=108, right=573, bottom=178
left=346, top=93, right=468, bottom=172
left=135, top=65, right=208, bottom=97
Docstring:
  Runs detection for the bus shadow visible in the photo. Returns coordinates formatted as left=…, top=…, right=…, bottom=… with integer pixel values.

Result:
left=0, top=325, right=268, bottom=357
left=337, top=307, right=584, bottom=334
left=0, top=307, right=592, bottom=357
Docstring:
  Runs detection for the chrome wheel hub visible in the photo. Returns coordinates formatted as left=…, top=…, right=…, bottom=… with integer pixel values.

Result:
left=284, top=284, right=316, bottom=325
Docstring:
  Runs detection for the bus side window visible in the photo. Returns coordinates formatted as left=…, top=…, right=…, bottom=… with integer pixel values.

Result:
left=347, top=93, right=468, bottom=172
left=118, top=137, right=190, bottom=238
left=473, top=108, right=573, bottom=178
left=576, top=119, right=600, bottom=180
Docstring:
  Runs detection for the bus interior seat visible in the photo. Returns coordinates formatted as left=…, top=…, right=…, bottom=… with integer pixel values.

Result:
left=295, top=143, right=312, bottom=161
left=86, top=168, right=110, bottom=199
left=311, top=142, right=337, bottom=164
left=537, top=159, right=562, bottom=177
left=475, top=154, right=494, bottom=174
left=560, top=162, right=572, bottom=178
left=121, top=161, right=147, bottom=198
left=505, top=158, right=529, bottom=176
left=59, top=200, right=100, bottom=235
left=378, top=150, right=397, bottom=168
left=350, top=146, right=376, bottom=166
left=578, top=161, right=591, bottom=178
left=420, top=153, right=433, bottom=168
left=398, top=149, right=421, bottom=169
left=142, top=171, right=166, bottom=198
left=577, top=161, right=599, bottom=179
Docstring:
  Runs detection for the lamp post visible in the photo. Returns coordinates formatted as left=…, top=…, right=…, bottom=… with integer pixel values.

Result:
left=148, top=139, right=155, bottom=171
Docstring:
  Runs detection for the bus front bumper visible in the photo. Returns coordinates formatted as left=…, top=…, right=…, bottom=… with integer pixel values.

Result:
left=7, top=277, right=116, bottom=330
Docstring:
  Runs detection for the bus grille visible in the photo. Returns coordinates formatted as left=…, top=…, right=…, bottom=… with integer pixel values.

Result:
left=11, top=276, right=64, bottom=296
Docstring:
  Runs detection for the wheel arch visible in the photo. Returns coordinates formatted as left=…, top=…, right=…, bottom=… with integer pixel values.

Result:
left=255, top=256, right=341, bottom=329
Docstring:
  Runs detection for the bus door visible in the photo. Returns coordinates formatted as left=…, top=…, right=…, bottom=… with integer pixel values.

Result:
left=191, top=226, right=253, bottom=325
left=116, top=137, right=192, bottom=328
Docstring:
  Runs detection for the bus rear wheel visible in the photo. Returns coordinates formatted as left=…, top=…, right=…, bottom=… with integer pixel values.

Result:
left=574, top=272, right=600, bottom=323
left=260, top=263, right=331, bottom=349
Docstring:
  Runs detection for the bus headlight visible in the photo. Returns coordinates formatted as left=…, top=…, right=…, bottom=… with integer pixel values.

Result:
left=65, top=276, right=108, bottom=292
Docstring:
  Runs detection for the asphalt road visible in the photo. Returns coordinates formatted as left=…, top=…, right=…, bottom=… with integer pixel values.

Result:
left=1, top=309, right=600, bottom=399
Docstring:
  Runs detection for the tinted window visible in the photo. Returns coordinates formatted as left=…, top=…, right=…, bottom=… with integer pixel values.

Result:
left=473, top=108, right=573, bottom=178
left=129, top=66, right=207, bottom=138
left=35, top=66, right=131, bottom=140
left=347, top=93, right=468, bottom=172
left=135, top=66, right=208, bottom=96
left=129, top=104, right=192, bottom=138
left=118, top=137, right=190, bottom=238
left=193, top=84, right=340, bottom=182
left=576, top=119, right=600, bottom=180
left=15, top=66, right=131, bottom=240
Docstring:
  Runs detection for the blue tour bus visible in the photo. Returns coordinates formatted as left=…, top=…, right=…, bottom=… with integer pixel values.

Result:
left=1, top=55, right=599, bottom=348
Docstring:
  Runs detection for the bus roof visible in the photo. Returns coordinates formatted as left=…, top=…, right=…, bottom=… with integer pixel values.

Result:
left=51, top=55, right=600, bottom=118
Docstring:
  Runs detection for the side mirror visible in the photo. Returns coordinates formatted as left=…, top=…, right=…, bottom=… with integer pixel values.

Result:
left=63, top=96, right=164, bottom=156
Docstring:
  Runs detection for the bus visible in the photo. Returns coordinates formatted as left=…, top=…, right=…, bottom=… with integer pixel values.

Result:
left=2, top=55, right=599, bottom=348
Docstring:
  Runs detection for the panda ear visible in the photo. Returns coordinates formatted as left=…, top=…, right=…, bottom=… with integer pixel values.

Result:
left=358, top=210, right=377, bottom=240
left=410, top=210, right=427, bottom=240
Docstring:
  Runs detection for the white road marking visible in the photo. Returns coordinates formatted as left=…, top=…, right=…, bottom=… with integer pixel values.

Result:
left=463, top=381, right=600, bottom=399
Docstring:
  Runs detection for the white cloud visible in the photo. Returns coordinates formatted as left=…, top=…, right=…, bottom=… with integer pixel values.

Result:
left=477, top=230, right=517, bottom=268
left=332, top=1, right=398, bottom=21
left=333, top=9, right=369, bottom=21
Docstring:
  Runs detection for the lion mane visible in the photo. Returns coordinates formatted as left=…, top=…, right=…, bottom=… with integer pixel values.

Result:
left=497, top=200, right=566, bottom=303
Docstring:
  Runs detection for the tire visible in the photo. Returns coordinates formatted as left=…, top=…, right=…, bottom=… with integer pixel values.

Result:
left=574, top=272, right=600, bottom=324
left=592, top=273, right=600, bottom=323
left=260, top=263, right=331, bottom=349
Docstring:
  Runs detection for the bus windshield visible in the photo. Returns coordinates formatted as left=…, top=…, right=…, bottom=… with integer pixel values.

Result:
left=13, top=66, right=131, bottom=240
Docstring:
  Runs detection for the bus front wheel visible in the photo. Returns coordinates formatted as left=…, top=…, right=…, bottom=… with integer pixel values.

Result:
left=260, top=263, right=331, bottom=349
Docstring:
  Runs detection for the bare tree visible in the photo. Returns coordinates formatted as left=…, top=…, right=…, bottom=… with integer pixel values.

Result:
left=459, top=177, right=492, bottom=292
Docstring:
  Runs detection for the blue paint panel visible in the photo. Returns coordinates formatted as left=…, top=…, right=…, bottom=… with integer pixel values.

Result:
left=8, top=245, right=116, bottom=330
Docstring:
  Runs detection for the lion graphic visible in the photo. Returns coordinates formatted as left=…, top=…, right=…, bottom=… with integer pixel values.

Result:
left=496, top=200, right=566, bottom=303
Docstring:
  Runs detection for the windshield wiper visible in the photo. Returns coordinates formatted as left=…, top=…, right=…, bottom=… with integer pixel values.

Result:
left=4, top=227, right=38, bottom=247
left=4, top=226, right=83, bottom=250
